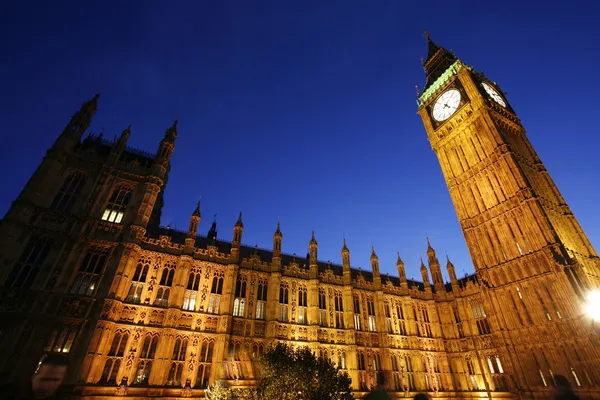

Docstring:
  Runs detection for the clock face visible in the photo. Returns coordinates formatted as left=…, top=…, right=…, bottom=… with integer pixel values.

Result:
left=432, top=89, right=461, bottom=122
left=481, top=82, right=506, bottom=107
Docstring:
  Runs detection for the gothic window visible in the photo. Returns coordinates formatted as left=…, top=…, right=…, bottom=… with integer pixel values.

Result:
left=367, top=297, right=377, bottom=332
left=353, top=294, right=361, bottom=331
left=154, top=265, right=174, bottom=307
left=405, top=355, right=416, bottom=390
left=70, top=246, right=109, bottom=297
left=384, top=302, right=393, bottom=333
left=101, top=185, right=132, bottom=224
left=357, top=352, right=366, bottom=370
left=422, top=308, right=433, bottom=337
left=467, top=359, right=478, bottom=390
left=256, top=278, right=268, bottom=320
left=334, top=291, right=344, bottom=329
left=396, top=303, right=407, bottom=335
left=51, top=172, right=86, bottom=213
left=279, top=282, right=289, bottom=322
left=233, top=275, right=247, bottom=317
left=208, top=272, right=224, bottom=314
left=126, top=260, right=150, bottom=304
left=471, top=301, right=491, bottom=335
left=183, top=271, right=200, bottom=311
left=134, top=334, right=159, bottom=385
left=166, top=337, right=188, bottom=386
left=252, top=342, right=264, bottom=358
left=195, top=340, right=214, bottom=388
left=99, top=331, right=128, bottom=384
left=516, top=287, right=534, bottom=324
left=6, top=236, right=53, bottom=288
left=371, top=352, right=381, bottom=371
left=44, top=325, right=78, bottom=354
left=391, top=355, right=401, bottom=390
left=318, top=288, right=327, bottom=327
left=298, top=285, right=308, bottom=324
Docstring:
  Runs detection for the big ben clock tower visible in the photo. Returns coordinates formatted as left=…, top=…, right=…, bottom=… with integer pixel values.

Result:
left=417, top=33, right=600, bottom=392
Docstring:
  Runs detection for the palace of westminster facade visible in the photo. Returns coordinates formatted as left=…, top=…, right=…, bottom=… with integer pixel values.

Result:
left=0, top=37, right=599, bottom=399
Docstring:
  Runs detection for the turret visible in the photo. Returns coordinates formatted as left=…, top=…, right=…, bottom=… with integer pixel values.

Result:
left=185, top=201, right=201, bottom=249
left=309, top=231, right=318, bottom=278
left=420, top=258, right=432, bottom=294
left=342, top=239, right=351, bottom=284
left=426, top=237, right=444, bottom=291
left=207, top=215, right=218, bottom=247
left=53, top=93, right=99, bottom=153
left=108, top=125, right=131, bottom=165
left=397, top=252, right=408, bottom=289
left=446, top=255, right=459, bottom=288
left=153, top=120, right=177, bottom=179
left=232, top=212, right=243, bottom=248
left=273, top=220, right=282, bottom=258
left=371, top=246, right=381, bottom=286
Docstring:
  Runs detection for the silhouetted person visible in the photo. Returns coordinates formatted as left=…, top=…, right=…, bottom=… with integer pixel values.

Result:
left=364, top=373, right=392, bottom=400
left=414, top=393, right=430, bottom=400
left=3, top=354, right=70, bottom=399
left=554, top=375, right=580, bottom=400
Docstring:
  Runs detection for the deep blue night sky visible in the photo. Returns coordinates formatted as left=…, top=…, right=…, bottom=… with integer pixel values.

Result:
left=1, top=1, right=599, bottom=282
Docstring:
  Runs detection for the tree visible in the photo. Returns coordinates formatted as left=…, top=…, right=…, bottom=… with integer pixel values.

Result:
left=257, top=343, right=353, bottom=400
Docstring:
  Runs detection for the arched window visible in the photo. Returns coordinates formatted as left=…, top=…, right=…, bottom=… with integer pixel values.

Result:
left=278, top=283, right=289, bottom=322
left=233, top=275, right=247, bottom=317
left=318, top=288, right=327, bottom=327
left=196, top=340, right=215, bottom=388
left=126, top=261, right=149, bottom=304
left=255, top=279, right=268, bottom=320
left=70, top=246, right=109, bottom=296
left=298, top=285, right=308, bottom=324
left=208, top=272, right=224, bottom=314
left=233, top=298, right=246, bottom=317
left=6, top=236, right=53, bottom=288
left=51, top=172, right=86, bottom=213
left=101, top=185, right=132, bottom=224
left=183, top=271, right=200, bottom=311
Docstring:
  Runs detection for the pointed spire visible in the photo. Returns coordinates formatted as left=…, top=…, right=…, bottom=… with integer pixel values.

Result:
left=208, top=213, right=217, bottom=240
left=275, top=218, right=282, bottom=236
left=420, top=257, right=427, bottom=271
left=397, top=252, right=404, bottom=266
left=342, top=237, right=349, bottom=251
left=370, top=245, right=378, bottom=260
left=192, top=200, right=201, bottom=217
left=309, top=231, right=318, bottom=246
left=165, top=119, right=178, bottom=142
left=235, top=211, right=244, bottom=228
left=421, top=33, right=458, bottom=91
left=121, top=124, right=131, bottom=139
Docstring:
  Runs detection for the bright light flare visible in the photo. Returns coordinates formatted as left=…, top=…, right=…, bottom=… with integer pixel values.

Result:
left=585, top=290, right=600, bottom=322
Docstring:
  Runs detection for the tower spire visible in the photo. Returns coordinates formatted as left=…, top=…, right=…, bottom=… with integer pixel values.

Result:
left=421, top=34, right=458, bottom=91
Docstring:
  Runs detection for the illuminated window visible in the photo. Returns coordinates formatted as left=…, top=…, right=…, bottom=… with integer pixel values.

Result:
left=472, top=302, right=491, bottom=334
left=183, top=272, right=200, bottom=311
left=233, top=275, right=247, bottom=317
left=396, top=303, right=407, bottom=335
left=298, top=285, right=308, bottom=324
left=452, top=304, right=464, bottom=337
left=126, top=261, right=149, bottom=304
left=51, top=172, right=86, bottom=213
left=134, top=334, right=158, bottom=385
left=208, top=272, right=224, bottom=314
left=384, top=302, right=393, bottom=333
left=70, top=246, right=109, bottom=297
left=101, top=185, right=132, bottom=224
left=318, top=288, right=327, bottom=327
left=256, top=279, right=268, bottom=320
left=44, top=325, right=77, bottom=353
left=6, top=236, right=52, bottom=288
left=279, top=283, right=289, bottom=322
left=367, top=298, right=377, bottom=332
left=354, top=295, right=362, bottom=330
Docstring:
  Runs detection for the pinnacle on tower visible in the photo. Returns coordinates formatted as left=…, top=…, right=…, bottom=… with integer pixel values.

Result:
left=274, top=219, right=282, bottom=237
left=208, top=214, right=218, bottom=241
left=420, top=257, right=427, bottom=271
left=310, top=231, right=317, bottom=245
left=342, top=237, right=349, bottom=252
left=187, top=201, right=201, bottom=239
left=421, top=32, right=458, bottom=91
left=396, top=252, right=404, bottom=266
left=370, top=245, right=378, bottom=260
left=164, top=119, right=178, bottom=142
left=192, top=200, right=201, bottom=217
left=235, top=211, right=244, bottom=228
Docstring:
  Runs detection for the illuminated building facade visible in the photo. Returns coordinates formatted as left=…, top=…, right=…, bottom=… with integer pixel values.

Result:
left=0, top=37, right=598, bottom=399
